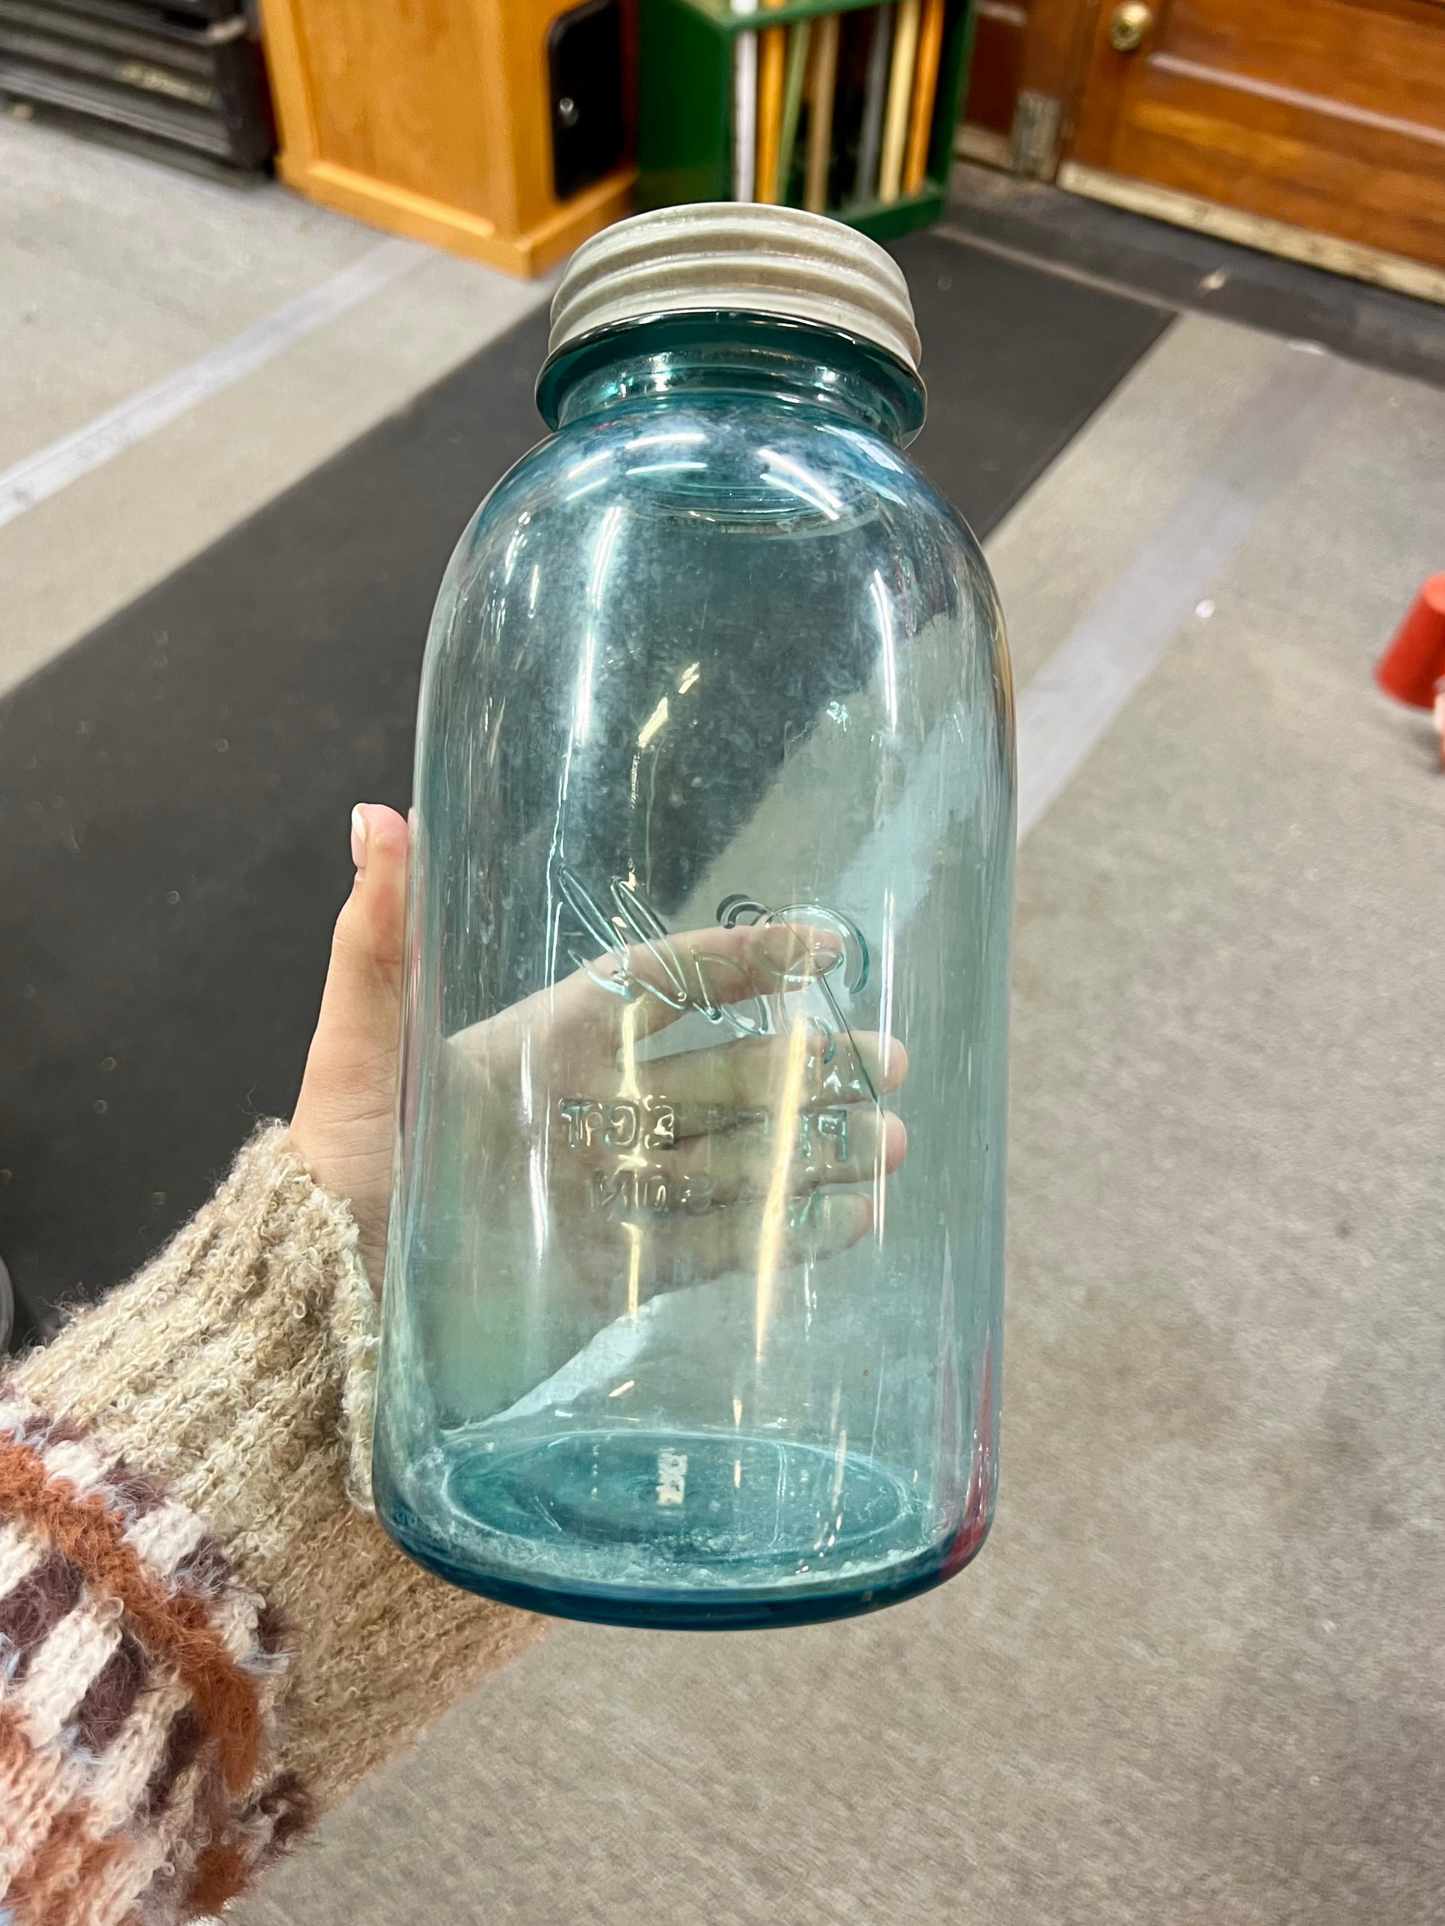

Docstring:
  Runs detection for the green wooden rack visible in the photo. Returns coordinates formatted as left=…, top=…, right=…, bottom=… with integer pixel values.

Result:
left=638, top=0, right=974, bottom=243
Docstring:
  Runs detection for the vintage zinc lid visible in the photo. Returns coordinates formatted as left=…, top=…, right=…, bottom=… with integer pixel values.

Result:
left=547, top=203, right=922, bottom=377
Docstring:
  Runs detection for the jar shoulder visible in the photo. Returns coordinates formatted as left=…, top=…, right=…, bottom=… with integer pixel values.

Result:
left=442, top=400, right=994, bottom=600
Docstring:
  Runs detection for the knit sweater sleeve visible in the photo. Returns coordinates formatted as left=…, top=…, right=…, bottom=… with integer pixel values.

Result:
left=0, top=1124, right=540, bottom=1926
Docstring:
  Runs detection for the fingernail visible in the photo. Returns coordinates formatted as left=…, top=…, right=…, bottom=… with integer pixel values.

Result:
left=351, top=805, right=369, bottom=874
left=811, top=939, right=842, bottom=972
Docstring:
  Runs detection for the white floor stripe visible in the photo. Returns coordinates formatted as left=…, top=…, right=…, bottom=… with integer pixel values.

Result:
left=0, top=237, right=427, bottom=532
left=1016, top=342, right=1358, bottom=843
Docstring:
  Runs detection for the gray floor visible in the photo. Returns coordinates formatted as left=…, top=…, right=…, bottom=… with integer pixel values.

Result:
left=6, top=116, right=1444, bottom=1925
left=237, top=320, right=1445, bottom=1924
left=0, top=113, right=548, bottom=699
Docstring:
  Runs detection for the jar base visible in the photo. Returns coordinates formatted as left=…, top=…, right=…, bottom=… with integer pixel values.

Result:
left=376, top=1425, right=990, bottom=1630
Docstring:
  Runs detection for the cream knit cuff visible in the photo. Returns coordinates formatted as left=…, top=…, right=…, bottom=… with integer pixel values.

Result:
left=13, top=1123, right=379, bottom=1571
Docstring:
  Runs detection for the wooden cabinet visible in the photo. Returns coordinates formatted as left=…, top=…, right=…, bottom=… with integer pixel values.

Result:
left=259, top=0, right=637, bottom=277
left=959, top=0, right=1445, bottom=287
left=1068, top=0, right=1445, bottom=277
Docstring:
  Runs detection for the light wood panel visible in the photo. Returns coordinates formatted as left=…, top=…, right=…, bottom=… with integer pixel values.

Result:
left=259, top=0, right=636, bottom=277
left=1059, top=159, right=1445, bottom=303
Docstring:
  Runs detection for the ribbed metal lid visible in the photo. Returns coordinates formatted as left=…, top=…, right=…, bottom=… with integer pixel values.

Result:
left=548, top=204, right=921, bottom=376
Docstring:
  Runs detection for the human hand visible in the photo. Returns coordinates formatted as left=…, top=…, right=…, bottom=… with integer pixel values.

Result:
left=290, top=806, right=912, bottom=1321
left=290, top=803, right=409, bottom=1289
left=444, top=917, right=908, bottom=1323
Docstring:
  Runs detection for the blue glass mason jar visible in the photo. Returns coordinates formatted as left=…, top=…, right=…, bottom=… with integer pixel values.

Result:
left=374, top=206, right=1015, bottom=1629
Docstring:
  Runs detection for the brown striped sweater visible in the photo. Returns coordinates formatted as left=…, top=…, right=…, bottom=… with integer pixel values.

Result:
left=0, top=1125, right=541, bottom=1925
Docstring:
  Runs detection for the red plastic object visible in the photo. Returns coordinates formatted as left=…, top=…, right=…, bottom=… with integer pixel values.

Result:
left=1377, top=574, right=1445, bottom=708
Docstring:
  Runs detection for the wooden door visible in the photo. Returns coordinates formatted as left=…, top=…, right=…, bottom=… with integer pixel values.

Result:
left=1066, top=0, right=1445, bottom=273
left=958, top=0, right=1034, bottom=163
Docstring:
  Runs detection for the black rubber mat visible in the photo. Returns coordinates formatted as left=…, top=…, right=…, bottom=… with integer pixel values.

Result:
left=945, top=162, right=1445, bottom=392
left=0, top=233, right=1169, bottom=1344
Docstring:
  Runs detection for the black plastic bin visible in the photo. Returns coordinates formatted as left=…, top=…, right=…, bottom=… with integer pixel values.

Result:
left=0, top=0, right=275, bottom=170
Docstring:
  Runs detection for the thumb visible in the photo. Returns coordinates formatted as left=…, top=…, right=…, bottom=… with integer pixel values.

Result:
left=290, top=803, right=409, bottom=1282
left=315, top=803, right=409, bottom=1079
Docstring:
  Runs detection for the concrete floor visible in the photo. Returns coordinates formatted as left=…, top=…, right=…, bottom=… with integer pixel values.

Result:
left=230, top=320, right=1445, bottom=1925
left=0, top=112, right=547, bottom=699
left=5, top=115, right=1445, bottom=1925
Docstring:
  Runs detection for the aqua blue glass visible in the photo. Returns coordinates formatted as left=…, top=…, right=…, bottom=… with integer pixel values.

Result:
left=374, top=306, right=1015, bottom=1630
